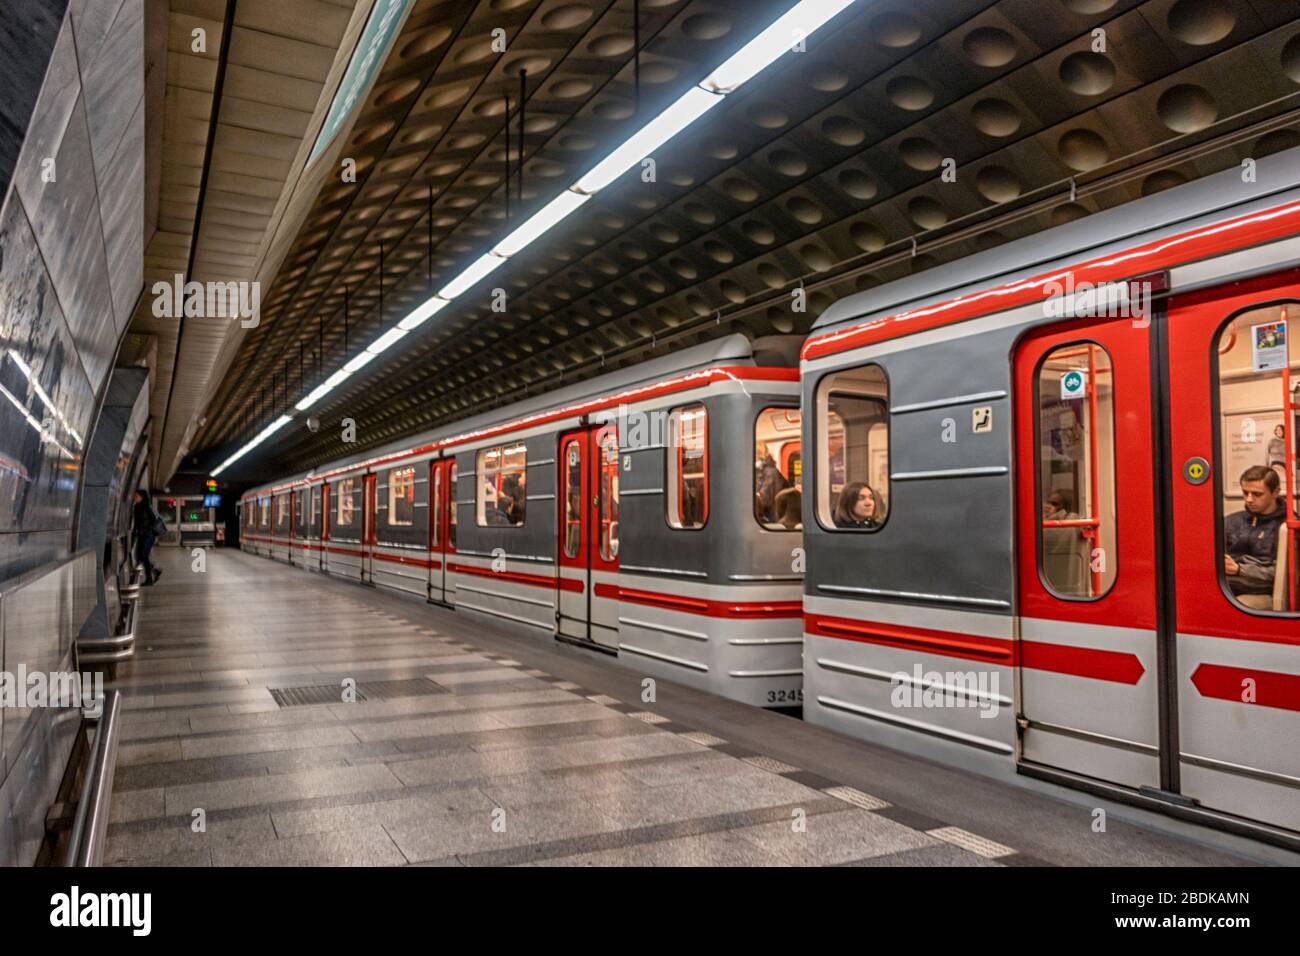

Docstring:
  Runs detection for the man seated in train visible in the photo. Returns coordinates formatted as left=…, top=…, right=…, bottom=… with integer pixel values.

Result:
left=1224, top=465, right=1286, bottom=597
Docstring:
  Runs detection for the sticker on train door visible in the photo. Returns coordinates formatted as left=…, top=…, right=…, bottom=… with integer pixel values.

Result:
left=972, top=406, right=993, bottom=433
left=1060, top=369, right=1087, bottom=399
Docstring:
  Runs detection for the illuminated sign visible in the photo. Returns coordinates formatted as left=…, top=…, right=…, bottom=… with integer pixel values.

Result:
left=306, top=0, right=414, bottom=167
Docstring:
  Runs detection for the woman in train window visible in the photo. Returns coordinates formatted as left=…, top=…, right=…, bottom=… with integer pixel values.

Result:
left=832, top=482, right=882, bottom=529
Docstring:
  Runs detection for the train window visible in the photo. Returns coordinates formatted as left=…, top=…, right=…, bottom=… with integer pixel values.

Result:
left=667, top=404, right=707, bottom=529
left=1034, top=343, right=1117, bottom=600
left=755, top=407, right=802, bottom=530
left=431, top=466, right=441, bottom=548
left=448, top=461, right=458, bottom=548
left=388, top=466, right=415, bottom=527
left=1213, top=304, right=1297, bottom=615
left=311, top=486, right=321, bottom=531
left=336, top=478, right=355, bottom=527
left=598, top=427, right=619, bottom=560
left=260, top=497, right=269, bottom=528
left=815, top=365, right=889, bottom=531
left=563, top=438, right=582, bottom=559
left=476, top=442, right=527, bottom=527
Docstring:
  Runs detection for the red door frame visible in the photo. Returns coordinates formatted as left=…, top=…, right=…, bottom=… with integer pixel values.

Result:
left=1013, top=314, right=1167, bottom=787
left=1166, top=272, right=1299, bottom=643
left=558, top=429, right=591, bottom=639
left=362, top=473, right=377, bottom=580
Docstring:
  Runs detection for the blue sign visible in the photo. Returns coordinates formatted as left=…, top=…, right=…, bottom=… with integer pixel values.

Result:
left=307, top=0, right=414, bottom=167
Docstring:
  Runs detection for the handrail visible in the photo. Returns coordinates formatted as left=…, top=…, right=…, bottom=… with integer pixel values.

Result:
left=63, top=689, right=121, bottom=867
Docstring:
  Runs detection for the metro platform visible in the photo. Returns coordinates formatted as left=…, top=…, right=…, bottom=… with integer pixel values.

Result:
left=101, top=548, right=1297, bottom=868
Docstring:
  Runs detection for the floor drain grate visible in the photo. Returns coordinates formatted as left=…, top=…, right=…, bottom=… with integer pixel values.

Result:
left=357, top=679, right=448, bottom=699
left=270, top=684, right=368, bottom=707
left=269, top=678, right=445, bottom=708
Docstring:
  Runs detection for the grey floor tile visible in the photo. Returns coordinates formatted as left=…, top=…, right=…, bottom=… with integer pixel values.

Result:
left=180, top=725, right=359, bottom=760
left=730, top=809, right=939, bottom=865
left=105, top=813, right=276, bottom=864
left=210, top=825, right=407, bottom=866
left=163, top=763, right=405, bottom=815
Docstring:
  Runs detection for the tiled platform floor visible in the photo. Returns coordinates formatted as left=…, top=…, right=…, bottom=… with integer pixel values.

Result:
left=104, top=548, right=1281, bottom=867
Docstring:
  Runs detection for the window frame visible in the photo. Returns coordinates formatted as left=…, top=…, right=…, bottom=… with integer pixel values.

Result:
left=386, top=465, right=416, bottom=528
left=475, top=441, right=528, bottom=528
left=597, top=426, right=620, bottom=560
left=665, top=402, right=709, bottom=531
left=813, top=363, right=892, bottom=534
left=1030, top=338, right=1119, bottom=603
left=335, top=477, right=356, bottom=528
left=753, top=404, right=803, bottom=532
left=1210, top=300, right=1299, bottom=618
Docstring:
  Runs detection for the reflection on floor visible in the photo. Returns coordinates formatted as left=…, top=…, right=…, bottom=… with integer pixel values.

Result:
left=104, top=548, right=1262, bottom=867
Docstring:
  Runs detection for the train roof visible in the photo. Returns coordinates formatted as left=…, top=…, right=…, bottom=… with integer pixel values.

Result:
left=812, top=145, right=1300, bottom=337
left=245, top=332, right=791, bottom=495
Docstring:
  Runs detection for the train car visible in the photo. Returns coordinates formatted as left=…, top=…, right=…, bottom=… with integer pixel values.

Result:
left=800, top=150, right=1300, bottom=843
left=240, top=334, right=805, bottom=708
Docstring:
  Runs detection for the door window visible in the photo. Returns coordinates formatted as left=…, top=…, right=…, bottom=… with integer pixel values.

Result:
left=563, top=439, right=582, bottom=559
left=1213, top=304, right=1298, bottom=614
left=598, top=428, right=619, bottom=561
left=1034, top=342, right=1118, bottom=599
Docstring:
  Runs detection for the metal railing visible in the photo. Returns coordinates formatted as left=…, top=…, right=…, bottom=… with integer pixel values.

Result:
left=62, top=689, right=121, bottom=867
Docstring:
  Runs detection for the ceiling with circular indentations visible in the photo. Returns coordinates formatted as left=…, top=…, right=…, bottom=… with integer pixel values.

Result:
left=184, top=0, right=1300, bottom=482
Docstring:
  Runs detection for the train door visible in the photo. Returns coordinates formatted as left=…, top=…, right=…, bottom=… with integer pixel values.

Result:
left=1014, top=316, right=1163, bottom=791
left=1164, top=275, right=1298, bottom=833
left=362, top=473, right=377, bottom=583
left=428, top=458, right=449, bottom=604
left=321, top=483, right=330, bottom=572
left=556, top=425, right=619, bottom=650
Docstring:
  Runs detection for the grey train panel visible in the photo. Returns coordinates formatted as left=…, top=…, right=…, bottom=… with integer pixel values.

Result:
left=802, top=329, right=1021, bottom=612
left=374, top=464, right=429, bottom=549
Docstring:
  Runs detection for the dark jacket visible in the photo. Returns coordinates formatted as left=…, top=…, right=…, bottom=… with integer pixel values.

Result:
left=755, top=457, right=787, bottom=519
left=133, top=492, right=166, bottom=538
left=834, top=515, right=879, bottom=530
left=1224, top=503, right=1285, bottom=594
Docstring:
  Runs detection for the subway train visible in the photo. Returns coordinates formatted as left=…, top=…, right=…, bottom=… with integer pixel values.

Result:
left=242, top=154, right=1299, bottom=845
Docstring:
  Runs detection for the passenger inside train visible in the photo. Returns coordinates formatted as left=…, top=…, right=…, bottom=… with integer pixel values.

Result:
left=1214, top=306, right=1298, bottom=612
left=1224, top=466, right=1286, bottom=603
left=832, top=482, right=883, bottom=530
left=754, top=408, right=803, bottom=530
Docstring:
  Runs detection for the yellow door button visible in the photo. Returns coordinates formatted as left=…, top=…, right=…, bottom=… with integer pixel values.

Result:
left=1183, top=457, right=1210, bottom=485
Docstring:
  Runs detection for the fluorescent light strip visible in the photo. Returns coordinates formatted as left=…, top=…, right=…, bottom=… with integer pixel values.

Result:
left=437, top=252, right=507, bottom=300
left=398, top=294, right=451, bottom=330
left=701, top=0, right=856, bottom=94
left=493, top=190, right=592, bottom=257
left=212, top=415, right=291, bottom=476
left=233, top=0, right=860, bottom=476
left=574, top=87, right=723, bottom=195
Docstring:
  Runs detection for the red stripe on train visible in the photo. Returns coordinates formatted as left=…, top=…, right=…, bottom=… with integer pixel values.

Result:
left=449, top=562, right=583, bottom=593
left=373, top=551, right=439, bottom=569
left=1191, top=663, right=1300, bottom=713
left=1020, top=640, right=1145, bottom=685
left=805, top=614, right=1015, bottom=664
left=805, top=614, right=1145, bottom=683
left=599, top=583, right=802, bottom=618
left=802, top=199, right=1300, bottom=361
